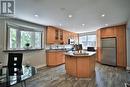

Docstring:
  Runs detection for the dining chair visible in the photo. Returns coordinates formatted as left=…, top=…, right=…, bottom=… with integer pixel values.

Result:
left=8, top=53, right=23, bottom=75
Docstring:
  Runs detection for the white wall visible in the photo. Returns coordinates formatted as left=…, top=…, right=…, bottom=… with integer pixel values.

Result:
left=0, top=18, right=47, bottom=68
left=127, top=18, right=130, bottom=69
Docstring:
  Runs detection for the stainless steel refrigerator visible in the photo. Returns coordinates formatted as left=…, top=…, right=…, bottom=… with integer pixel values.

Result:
left=101, top=37, right=117, bottom=66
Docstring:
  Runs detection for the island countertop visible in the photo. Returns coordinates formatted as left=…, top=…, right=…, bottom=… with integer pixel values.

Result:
left=64, top=51, right=96, bottom=57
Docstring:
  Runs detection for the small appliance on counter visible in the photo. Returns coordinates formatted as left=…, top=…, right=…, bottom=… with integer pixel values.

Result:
left=87, top=47, right=96, bottom=51
left=73, top=44, right=83, bottom=53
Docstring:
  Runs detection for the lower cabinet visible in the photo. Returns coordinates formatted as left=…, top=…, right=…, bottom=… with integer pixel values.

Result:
left=65, top=56, right=77, bottom=76
left=46, top=51, right=65, bottom=66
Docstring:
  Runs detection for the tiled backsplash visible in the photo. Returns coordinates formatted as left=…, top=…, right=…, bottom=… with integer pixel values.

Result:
left=46, top=44, right=73, bottom=50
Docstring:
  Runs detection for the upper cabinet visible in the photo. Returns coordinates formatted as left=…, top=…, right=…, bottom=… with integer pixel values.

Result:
left=47, top=26, right=78, bottom=44
left=63, top=31, right=69, bottom=44
left=101, top=27, right=116, bottom=38
left=47, top=26, right=64, bottom=44
left=47, top=26, right=56, bottom=44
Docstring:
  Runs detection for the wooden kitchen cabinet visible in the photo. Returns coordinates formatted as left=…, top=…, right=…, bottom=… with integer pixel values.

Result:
left=65, top=53, right=96, bottom=78
left=46, top=52, right=56, bottom=66
left=63, top=31, right=78, bottom=44
left=46, top=51, right=65, bottom=66
left=56, top=52, right=65, bottom=64
left=47, top=26, right=78, bottom=44
left=96, top=24, right=127, bottom=67
left=47, top=26, right=63, bottom=44
left=59, top=30, right=63, bottom=43
left=47, top=26, right=56, bottom=44
left=63, top=31, right=69, bottom=44
left=101, top=27, right=116, bottom=38
left=115, top=25, right=126, bottom=67
left=96, top=30, right=101, bottom=62
left=65, top=56, right=77, bottom=76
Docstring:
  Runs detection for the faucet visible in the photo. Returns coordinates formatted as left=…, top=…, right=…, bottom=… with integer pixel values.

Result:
left=56, top=45, right=59, bottom=49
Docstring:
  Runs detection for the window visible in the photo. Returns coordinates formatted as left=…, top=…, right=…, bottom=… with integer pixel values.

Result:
left=20, top=31, right=33, bottom=48
left=87, top=35, right=96, bottom=47
left=79, top=36, right=87, bottom=49
left=7, top=25, right=42, bottom=50
left=79, top=35, right=96, bottom=49
left=35, top=32, right=42, bottom=48
left=9, top=28, right=17, bottom=49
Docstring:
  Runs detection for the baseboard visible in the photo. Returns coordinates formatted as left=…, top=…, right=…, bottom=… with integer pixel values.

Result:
left=126, top=66, right=130, bottom=70
left=35, top=64, right=47, bottom=69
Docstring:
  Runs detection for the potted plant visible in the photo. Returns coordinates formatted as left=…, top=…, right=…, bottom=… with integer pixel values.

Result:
left=25, top=43, right=30, bottom=49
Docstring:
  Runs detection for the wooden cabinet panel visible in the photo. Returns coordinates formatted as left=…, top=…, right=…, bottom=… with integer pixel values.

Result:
left=47, top=26, right=77, bottom=44
left=56, top=52, right=65, bottom=64
left=47, top=51, right=65, bottom=66
left=47, top=52, right=56, bottom=66
left=96, top=30, right=101, bottom=47
left=47, top=27, right=56, bottom=44
left=65, top=56, right=77, bottom=76
left=63, top=31, right=68, bottom=44
left=55, top=29, right=59, bottom=41
left=77, top=56, right=96, bottom=78
left=77, top=57, right=90, bottom=77
left=47, top=26, right=66, bottom=44
left=96, top=47, right=102, bottom=62
left=96, top=30, right=102, bottom=62
left=101, top=27, right=116, bottom=38
left=65, top=54, right=96, bottom=78
left=60, top=52, right=65, bottom=63
left=59, top=30, right=63, bottom=41
left=115, top=25, right=126, bottom=67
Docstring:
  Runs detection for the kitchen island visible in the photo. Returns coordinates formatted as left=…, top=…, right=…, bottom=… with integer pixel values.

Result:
left=65, top=51, right=96, bottom=78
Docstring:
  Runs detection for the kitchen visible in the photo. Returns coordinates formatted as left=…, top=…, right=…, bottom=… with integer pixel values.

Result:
left=0, top=0, right=130, bottom=87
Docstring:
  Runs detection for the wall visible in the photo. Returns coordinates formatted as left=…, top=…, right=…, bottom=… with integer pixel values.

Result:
left=127, top=18, right=130, bottom=69
left=0, top=18, right=46, bottom=68
left=79, top=31, right=96, bottom=36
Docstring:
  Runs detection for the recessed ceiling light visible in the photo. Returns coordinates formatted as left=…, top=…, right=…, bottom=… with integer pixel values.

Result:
left=34, top=14, right=39, bottom=17
left=101, top=14, right=105, bottom=17
left=105, top=24, right=108, bottom=26
left=82, top=24, right=85, bottom=26
left=59, top=24, right=62, bottom=26
left=68, top=14, right=72, bottom=18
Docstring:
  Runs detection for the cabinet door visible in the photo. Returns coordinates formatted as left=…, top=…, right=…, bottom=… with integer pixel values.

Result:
left=101, top=27, right=116, bottom=38
left=63, top=31, right=69, bottom=44
left=56, top=52, right=62, bottom=65
left=65, top=56, right=77, bottom=76
left=60, top=52, right=65, bottom=63
left=47, top=27, right=56, bottom=44
left=63, top=31, right=67, bottom=44
left=77, top=57, right=92, bottom=77
left=59, top=30, right=63, bottom=41
left=96, top=30, right=102, bottom=62
left=56, top=52, right=65, bottom=64
left=47, top=52, right=56, bottom=66
left=55, top=29, right=59, bottom=41
left=116, top=25, right=126, bottom=67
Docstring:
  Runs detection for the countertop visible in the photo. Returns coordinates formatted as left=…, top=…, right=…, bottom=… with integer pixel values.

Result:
left=64, top=51, right=96, bottom=57
left=46, top=49, right=71, bottom=52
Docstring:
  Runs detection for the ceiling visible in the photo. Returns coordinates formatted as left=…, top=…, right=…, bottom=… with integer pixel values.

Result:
left=14, top=0, right=130, bottom=33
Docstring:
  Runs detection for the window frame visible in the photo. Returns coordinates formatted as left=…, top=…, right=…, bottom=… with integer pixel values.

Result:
left=6, top=24, right=43, bottom=51
left=79, top=34, right=96, bottom=49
